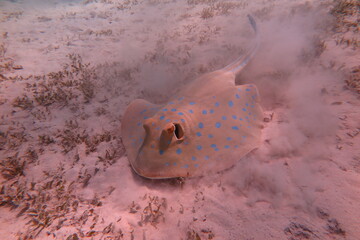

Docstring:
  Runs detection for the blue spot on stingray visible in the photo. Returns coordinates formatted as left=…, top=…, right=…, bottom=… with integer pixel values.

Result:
left=178, top=112, right=184, bottom=115
left=196, top=145, right=202, bottom=150
left=214, top=102, right=219, bottom=107
left=212, top=96, right=216, bottom=99
left=140, top=109, right=147, bottom=114
left=189, top=102, right=196, bottom=105
left=232, top=126, right=239, bottom=130
left=215, top=122, right=221, bottom=128
left=208, top=134, right=214, bottom=138
left=173, top=162, right=177, bottom=166
left=226, top=137, right=232, bottom=141
left=189, top=109, right=194, bottom=114
left=210, top=109, right=214, bottom=114
left=196, top=132, right=202, bottom=137
left=181, top=119, right=185, bottom=122
left=222, top=116, right=227, bottom=120
left=159, top=150, right=164, bottom=155
left=169, top=101, right=174, bottom=104
left=251, top=105, right=255, bottom=108
left=242, top=108, right=247, bottom=111
left=234, top=145, right=239, bottom=148
left=151, top=144, right=155, bottom=148
left=178, top=97, right=184, bottom=101
left=224, top=145, right=230, bottom=149
left=167, top=140, right=171, bottom=144
left=202, top=110, right=207, bottom=114
left=165, top=162, right=170, bottom=166
left=211, top=144, right=217, bottom=148
left=171, top=108, right=177, bottom=112
left=204, top=155, right=209, bottom=160
left=239, top=118, right=243, bottom=121
left=160, top=116, right=165, bottom=120
left=182, top=164, right=189, bottom=169
left=176, top=148, right=182, bottom=155
left=184, top=141, right=189, bottom=145
left=228, top=101, right=234, bottom=107
left=198, top=122, right=204, bottom=128
left=246, top=88, right=251, bottom=91
left=155, top=127, right=160, bottom=130
left=137, top=122, right=141, bottom=126
left=163, top=108, right=168, bottom=111
left=214, top=148, right=219, bottom=151
left=232, top=115, right=237, bottom=119
left=235, top=94, right=240, bottom=99
left=143, top=116, right=149, bottom=119
left=192, top=156, right=197, bottom=161
left=242, top=136, right=247, bottom=139
left=166, top=119, right=171, bottom=123
left=246, top=103, right=249, bottom=107
left=194, top=164, right=199, bottom=168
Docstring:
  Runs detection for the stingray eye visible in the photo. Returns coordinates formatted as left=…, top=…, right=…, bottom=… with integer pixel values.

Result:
left=165, top=123, right=175, bottom=135
left=160, top=123, right=184, bottom=147
left=174, top=123, right=184, bottom=140
left=143, top=123, right=151, bottom=134
left=143, top=118, right=155, bottom=135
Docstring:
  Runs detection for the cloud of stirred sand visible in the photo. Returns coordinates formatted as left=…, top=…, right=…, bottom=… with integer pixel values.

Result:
left=218, top=9, right=339, bottom=208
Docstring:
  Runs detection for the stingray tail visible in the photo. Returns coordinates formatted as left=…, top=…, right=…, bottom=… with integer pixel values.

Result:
left=222, top=15, right=259, bottom=75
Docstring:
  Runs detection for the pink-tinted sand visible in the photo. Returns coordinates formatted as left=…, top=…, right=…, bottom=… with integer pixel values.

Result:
left=0, top=0, right=359, bottom=239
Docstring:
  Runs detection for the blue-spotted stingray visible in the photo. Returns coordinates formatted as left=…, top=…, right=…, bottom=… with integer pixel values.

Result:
left=121, top=15, right=263, bottom=179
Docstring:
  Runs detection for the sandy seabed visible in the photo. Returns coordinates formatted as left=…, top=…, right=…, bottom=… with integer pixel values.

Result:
left=0, top=0, right=359, bottom=239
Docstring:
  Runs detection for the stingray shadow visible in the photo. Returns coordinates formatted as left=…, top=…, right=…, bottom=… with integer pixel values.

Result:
left=129, top=165, right=188, bottom=190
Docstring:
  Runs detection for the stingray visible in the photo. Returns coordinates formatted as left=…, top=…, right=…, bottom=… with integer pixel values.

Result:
left=121, top=15, right=263, bottom=179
